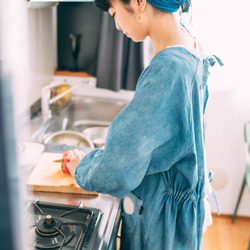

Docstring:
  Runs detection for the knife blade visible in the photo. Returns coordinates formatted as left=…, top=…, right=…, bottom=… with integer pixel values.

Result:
left=53, top=159, right=64, bottom=163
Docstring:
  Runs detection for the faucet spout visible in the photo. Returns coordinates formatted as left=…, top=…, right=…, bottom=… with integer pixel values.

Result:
left=48, top=81, right=84, bottom=105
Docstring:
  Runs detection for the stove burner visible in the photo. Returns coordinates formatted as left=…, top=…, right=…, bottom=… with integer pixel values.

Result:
left=24, top=201, right=103, bottom=250
left=32, top=225, right=75, bottom=249
left=36, top=215, right=62, bottom=237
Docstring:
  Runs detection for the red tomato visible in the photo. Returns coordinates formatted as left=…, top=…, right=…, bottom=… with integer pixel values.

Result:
left=61, top=151, right=71, bottom=174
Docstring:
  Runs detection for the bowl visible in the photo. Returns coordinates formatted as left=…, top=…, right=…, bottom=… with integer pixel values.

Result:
left=43, top=130, right=94, bottom=148
left=82, top=126, right=109, bottom=148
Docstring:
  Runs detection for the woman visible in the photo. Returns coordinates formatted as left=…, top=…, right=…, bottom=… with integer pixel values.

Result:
left=66, top=0, right=221, bottom=249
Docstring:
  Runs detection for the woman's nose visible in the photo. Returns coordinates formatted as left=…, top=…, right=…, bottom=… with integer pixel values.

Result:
left=114, top=20, right=121, bottom=30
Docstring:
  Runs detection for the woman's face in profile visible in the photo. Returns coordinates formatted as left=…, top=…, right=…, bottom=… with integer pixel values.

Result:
left=108, top=0, right=147, bottom=42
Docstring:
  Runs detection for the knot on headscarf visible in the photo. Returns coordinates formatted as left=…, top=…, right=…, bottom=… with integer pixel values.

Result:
left=146, top=0, right=186, bottom=13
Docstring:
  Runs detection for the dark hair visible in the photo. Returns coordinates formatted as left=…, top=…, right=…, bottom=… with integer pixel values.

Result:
left=94, top=0, right=191, bottom=13
left=181, top=0, right=191, bottom=13
left=94, top=0, right=125, bottom=12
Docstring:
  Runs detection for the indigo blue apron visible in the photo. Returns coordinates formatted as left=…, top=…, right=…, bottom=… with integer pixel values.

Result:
left=75, top=47, right=222, bottom=249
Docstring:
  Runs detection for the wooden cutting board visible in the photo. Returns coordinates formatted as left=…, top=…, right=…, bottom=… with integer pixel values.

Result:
left=27, top=152, right=98, bottom=195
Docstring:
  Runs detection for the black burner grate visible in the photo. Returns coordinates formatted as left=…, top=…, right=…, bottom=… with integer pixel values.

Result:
left=23, top=200, right=102, bottom=250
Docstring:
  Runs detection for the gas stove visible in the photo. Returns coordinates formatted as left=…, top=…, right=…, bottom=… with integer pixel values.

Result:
left=23, top=200, right=103, bottom=249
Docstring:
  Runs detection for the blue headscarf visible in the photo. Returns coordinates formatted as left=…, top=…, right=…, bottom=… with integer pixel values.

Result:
left=146, top=0, right=186, bottom=13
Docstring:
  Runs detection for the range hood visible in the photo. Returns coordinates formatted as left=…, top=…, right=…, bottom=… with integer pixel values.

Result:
left=27, top=0, right=94, bottom=9
left=27, top=0, right=94, bottom=4
left=27, top=2, right=59, bottom=9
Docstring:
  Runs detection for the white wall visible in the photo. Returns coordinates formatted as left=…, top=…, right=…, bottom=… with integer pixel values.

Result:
left=0, top=1, right=30, bottom=118
left=27, top=6, right=57, bottom=108
left=206, top=88, right=250, bottom=216
left=192, top=0, right=250, bottom=216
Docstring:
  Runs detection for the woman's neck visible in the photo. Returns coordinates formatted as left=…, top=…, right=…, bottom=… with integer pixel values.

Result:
left=147, top=11, right=195, bottom=57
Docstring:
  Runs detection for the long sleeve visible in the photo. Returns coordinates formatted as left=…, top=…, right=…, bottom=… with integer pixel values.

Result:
left=74, top=50, right=199, bottom=198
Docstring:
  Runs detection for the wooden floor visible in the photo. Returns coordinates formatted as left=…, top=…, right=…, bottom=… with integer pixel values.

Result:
left=117, top=214, right=250, bottom=250
left=201, top=214, right=250, bottom=250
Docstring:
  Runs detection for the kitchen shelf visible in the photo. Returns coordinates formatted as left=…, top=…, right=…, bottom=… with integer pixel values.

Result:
left=54, top=70, right=93, bottom=77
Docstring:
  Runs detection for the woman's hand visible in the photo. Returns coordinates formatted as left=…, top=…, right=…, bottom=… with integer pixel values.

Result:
left=65, top=149, right=85, bottom=176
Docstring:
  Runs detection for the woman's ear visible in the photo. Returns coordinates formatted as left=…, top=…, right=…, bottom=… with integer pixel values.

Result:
left=137, top=0, right=146, bottom=11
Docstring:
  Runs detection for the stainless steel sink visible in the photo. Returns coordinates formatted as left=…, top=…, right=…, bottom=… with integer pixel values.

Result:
left=32, top=95, right=128, bottom=148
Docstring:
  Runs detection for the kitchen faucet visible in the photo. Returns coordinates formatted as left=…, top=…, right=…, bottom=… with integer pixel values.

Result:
left=41, top=80, right=91, bottom=121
